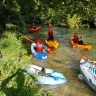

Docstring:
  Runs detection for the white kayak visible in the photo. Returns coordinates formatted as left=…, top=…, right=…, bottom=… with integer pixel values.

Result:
left=80, top=59, right=96, bottom=91
left=25, top=65, right=67, bottom=86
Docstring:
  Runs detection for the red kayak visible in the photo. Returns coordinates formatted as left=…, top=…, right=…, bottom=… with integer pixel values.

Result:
left=28, top=26, right=41, bottom=33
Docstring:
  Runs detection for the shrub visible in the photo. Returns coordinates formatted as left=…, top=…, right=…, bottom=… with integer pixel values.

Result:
left=0, top=32, right=52, bottom=96
left=67, top=14, right=81, bottom=29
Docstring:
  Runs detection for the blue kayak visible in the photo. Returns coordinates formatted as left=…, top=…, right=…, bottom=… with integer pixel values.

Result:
left=80, top=59, right=96, bottom=91
left=31, top=43, right=48, bottom=60
left=26, top=65, right=67, bottom=86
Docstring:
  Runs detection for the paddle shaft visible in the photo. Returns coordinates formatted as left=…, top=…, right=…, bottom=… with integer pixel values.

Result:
left=24, top=36, right=34, bottom=42
left=24, top=35, right=54, bottom=53
left=80, top=53, right=96, bottom=65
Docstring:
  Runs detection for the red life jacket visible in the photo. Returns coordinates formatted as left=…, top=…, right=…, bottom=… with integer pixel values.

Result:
left=37, top=43, right=43, bottom=53
left=48, top=30, right=53, bottom=36
left=73, top=36, right=79, bottom=43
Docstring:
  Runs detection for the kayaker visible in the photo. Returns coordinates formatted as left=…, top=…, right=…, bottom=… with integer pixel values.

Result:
left=39, top=67, right=47, bottom=76
left=88, top=60, right=96, bottom=67
left=47, top=29, right=54, bottom=41
left=48, top=23, right=54, bottom=41
left=34, top=67, right=50, bottom=76
left=71, top=32, right=79, bottom=43
left=33, top=22, right=36, bottom=29
left=39, top=67, right=51, bottom=76
left=35, top=39, right=47, bottom=53
left=34, top=67, right=46, bottom=76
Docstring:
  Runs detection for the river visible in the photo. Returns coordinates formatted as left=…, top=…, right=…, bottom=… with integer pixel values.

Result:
left=27, top=25, right=96, bottom=96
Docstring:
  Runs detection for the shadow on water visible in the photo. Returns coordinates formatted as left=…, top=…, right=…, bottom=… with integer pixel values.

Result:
left=0, top=68, right=37, bottom=96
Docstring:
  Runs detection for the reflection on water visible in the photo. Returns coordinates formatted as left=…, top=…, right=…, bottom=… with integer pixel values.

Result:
left=28, top=26, right=96, bottom=96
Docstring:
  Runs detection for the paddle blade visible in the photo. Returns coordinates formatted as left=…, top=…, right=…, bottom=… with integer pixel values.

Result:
left=47, top=48, right=54, bottom=53
left=24, top=35, right=30, bottom=41
left=80, top=53, right=88, bottom=60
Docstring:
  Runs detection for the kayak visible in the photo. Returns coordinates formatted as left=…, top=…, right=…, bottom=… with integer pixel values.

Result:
left=69, top=39, right=92, bottom=51
left=31, top=43, right=48, bottom=60
left=80, top=59, right=96, bottom=91
left=45, top=39, right=59, bottom=48
left=28, top=26, right=41, bottom=33
left=26, top=65, right=68, bottom=86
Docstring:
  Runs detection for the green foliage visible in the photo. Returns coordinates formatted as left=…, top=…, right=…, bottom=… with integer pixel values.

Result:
left=0, top=62, right=51, bottom=96
left=2, top=0, right=20, bottom=12
left=1, top=0, right=96, bottom=29
left=0, top=5, right=26, bottom=33
left=0, top=32, right=52, bottom=96
left=5, top=23, right=17, bottom=31
left=40, top=8, right=55, bottom=24
left=81, top=24, right=90, bottom=28
left=67, top=14, right=81, bottom=29
left=0, top=32, right=27, bottom=61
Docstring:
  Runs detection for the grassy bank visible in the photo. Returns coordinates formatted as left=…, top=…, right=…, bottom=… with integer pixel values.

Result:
left=0, top=31, right=52, bottom=96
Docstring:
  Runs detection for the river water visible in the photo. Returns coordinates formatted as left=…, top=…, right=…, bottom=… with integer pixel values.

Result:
left=27, top=25, right=96, bottom=96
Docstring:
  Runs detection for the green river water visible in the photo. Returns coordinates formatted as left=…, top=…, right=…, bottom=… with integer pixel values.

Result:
left=27, top=25, right=96, bottom=96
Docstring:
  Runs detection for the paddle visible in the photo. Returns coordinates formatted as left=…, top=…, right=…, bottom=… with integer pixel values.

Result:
left=80, top=53, right=88, bottom=60
left=24, top=35, right=33, bottom=42
left=79, top=53, right=96, bottom=66
left=24, top=35, right=54, bottom=53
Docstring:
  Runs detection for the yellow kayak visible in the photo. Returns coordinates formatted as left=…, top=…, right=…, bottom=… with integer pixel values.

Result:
left=69, top=39, right=92, bottom=51
left=45, top=39, right=59, bottom=48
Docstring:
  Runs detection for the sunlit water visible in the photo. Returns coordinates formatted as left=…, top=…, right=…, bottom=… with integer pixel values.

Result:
left=27, top=25, right=96, bottom=96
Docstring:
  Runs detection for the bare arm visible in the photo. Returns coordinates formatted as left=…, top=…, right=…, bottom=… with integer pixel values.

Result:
left=88, top=60, right=96, bottom=65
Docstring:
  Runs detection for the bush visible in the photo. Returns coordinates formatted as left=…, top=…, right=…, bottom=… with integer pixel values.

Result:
left=67, top=14, right=81, bottom=29
left=0, top=32, right=52, bottom=96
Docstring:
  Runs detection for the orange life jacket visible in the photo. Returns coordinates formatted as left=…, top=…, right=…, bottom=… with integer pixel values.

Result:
left=37, top=43, right=43, bottom=53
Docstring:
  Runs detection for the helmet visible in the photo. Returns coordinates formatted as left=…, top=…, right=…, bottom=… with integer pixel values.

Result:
left=74, top=32, right=78, bottom=34
left=36, top=39, right=41, bottom=43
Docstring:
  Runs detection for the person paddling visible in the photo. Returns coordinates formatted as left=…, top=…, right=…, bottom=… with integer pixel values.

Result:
left=33, top=22, right=36, bottom=29
left=47, top=29, right=54, bottom=41
left=80, top=54, right=96, bottom=67
left=34, top=67, right=50, bottom=76
left=35, top=39, right=47, bottom=53
left=47, top=23, right=54, bottom=41
left=87, top=60, right=96, bottom=67
left=39, top=67, right=47, bottom=76
left=71, top=32, right=79, bottom=43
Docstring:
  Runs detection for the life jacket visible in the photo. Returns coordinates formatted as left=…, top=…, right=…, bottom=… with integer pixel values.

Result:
left=73, top=36, right=79, bottom=43
left=37, top=43, right=43, bottom=53
left=48, top=30, right=53, bottom=36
